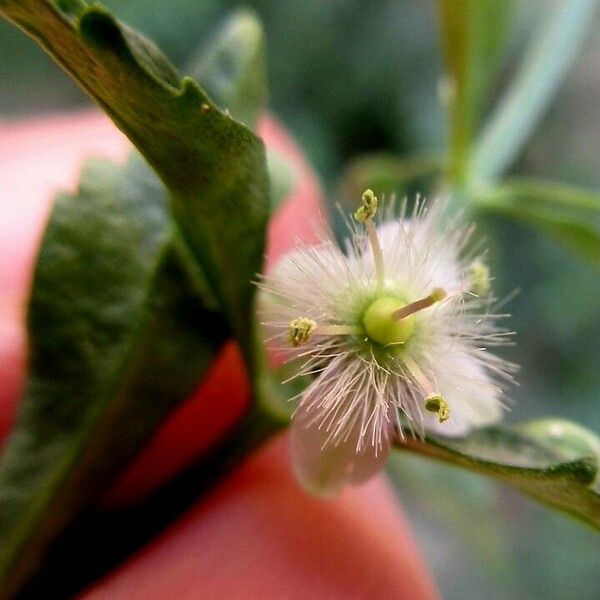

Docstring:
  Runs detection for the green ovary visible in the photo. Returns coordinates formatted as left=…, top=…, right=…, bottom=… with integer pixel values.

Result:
left=362, top=296, right=415, bottom=347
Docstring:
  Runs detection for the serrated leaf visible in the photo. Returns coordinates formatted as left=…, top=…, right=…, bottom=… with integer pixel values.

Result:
left=0, top=0, right=270, bottom=367
left=0, top=156, right=228, bottom=599
left=187, top=8, right=267, bottom=129
left=396, top=420, right=600, bottom=529
left=472, top=0, right=597, bottom=183
left=475, top=180, right=600, bottom=265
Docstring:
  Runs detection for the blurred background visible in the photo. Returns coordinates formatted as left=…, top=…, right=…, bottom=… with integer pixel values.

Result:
left=1, top=1, right=599, bottom=598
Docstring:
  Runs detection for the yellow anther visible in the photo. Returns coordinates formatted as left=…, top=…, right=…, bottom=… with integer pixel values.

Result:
left=424, top=394, right=450, bottom=423
left=354, top=189, right=378, bottom=223
left=469, top=261, right=491, bottom=296
left=288, top=317, right=317, bottom=347
left=430, top=287, right=447, bottom=303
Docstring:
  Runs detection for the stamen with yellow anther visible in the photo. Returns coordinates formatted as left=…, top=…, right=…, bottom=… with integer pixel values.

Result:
left=289, top=317, right=316, bottom=347
left=354, top=189, right=385, bottom=291
left=468, top=260, right=491, bottom=296
left=353, top=188, right=378, bottom=222
left=402, top=357, right=451, bottom=424
left=424, top=394, right=450, bottom=423
left=392, top=287, right=446, bottom=321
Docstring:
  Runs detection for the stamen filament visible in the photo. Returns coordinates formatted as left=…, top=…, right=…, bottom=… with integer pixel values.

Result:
left=316, top=324, right=362, bottom=336
left=365, top=219, right=385, bottom=291
left=392, top=287, right=446, bottom=321
left=403, top=356, right=432, bottom=393
left=404, top=356, right=451, bottom=423
left=289, top=318, right=361, bottom=346
left=354, top=189, right=385, bottom=291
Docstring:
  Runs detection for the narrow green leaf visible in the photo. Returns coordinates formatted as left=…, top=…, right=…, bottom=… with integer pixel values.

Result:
left=472, top=0, right=597, bottom=183
left=396, top=420, right=600, bottom=529
left=0, top=0, right=270, bottom=367
left=0, top=156, right=228, bottom=599
left=484, top=177, right=600, bottom=212
left=475, top=181, right=600, bottom=265
left=437, top=0, right=513, bottom=183
left=187, top=8, right=267, bottom=129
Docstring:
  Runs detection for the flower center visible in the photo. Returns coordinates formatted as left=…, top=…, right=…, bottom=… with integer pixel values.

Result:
left=362, top=296, right=415, bottom=347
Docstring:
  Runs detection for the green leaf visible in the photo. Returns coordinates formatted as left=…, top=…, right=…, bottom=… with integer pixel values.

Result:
left=396, top=420, right=600, bottom=529
left=517, top=419, right=600, bottom=473
left=0, top=156, right=228, bottom=598
left=186, top=8, right=295, bottom=214
left=472, top=0, right=597, bottom=183
left=437, top=0, right=513, bottom=183
left=0, top=0, right=270, bottom=367
left=483, top=177, right=600, bottom=212
left=475, top=180, right=600, bottom=265
left=187, top=8, right=267, bottom=129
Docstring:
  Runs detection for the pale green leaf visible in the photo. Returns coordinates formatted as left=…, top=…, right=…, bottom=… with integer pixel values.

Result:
left=472, top=0, right=598, bottom=183
left=187, top=8, right=267, bottom=129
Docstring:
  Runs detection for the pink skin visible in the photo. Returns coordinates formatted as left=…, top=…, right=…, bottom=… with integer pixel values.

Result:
left=0, top=110, right=438, bottom=599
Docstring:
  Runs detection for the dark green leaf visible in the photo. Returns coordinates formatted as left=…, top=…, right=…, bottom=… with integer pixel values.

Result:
left=0, top=156, right=228, bottom=598
left=18, top=397, right=285, bottom=600
left=396, top=420, right=600, bottom=529
left=0, top=0, right=270, bottom=366
left=187, top=8, right=267, bottom=129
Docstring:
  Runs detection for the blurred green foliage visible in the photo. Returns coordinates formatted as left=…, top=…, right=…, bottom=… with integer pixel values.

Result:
left=1, top=1, right=600, bottom=598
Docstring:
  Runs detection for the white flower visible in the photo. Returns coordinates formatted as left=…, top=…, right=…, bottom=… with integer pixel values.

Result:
left=260, top=191, right=516, bottom=495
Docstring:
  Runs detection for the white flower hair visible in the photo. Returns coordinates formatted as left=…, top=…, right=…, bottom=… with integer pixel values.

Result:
left=260, top=191, right=516, bottom=495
